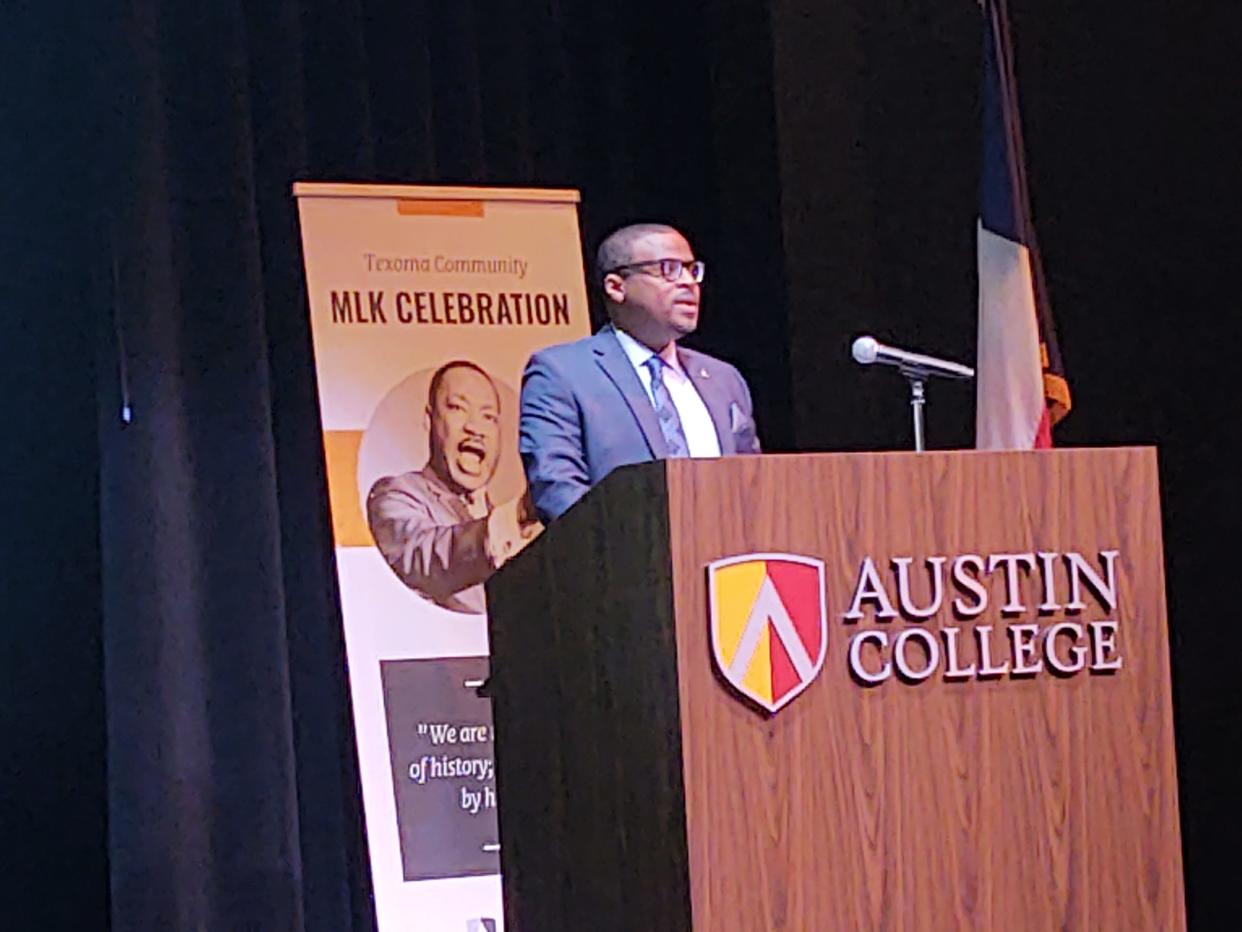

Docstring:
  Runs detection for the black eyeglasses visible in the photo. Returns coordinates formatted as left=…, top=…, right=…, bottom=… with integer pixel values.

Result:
left=605, top=257, right=706, bottom=284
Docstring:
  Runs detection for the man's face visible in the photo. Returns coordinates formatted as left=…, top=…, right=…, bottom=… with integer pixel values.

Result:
left=604, top=229, right=701, bottom=348
left=427, top=366, right=500, bottom=494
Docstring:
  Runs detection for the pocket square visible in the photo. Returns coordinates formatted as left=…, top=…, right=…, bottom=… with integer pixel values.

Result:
left=729, top=402, right=753, bottom=433
left=729, top=402, right=761, bottom=453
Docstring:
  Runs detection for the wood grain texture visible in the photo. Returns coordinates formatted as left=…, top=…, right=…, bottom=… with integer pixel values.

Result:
left=666, top=448, right=1184, bottom=931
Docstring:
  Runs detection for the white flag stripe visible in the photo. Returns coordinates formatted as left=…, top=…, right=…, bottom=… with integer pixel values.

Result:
left=976, top=222, right=1045, bottom=450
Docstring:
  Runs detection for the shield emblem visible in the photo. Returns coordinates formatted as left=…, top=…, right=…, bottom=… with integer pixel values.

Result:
left=707, top=553, right=827, bottom=713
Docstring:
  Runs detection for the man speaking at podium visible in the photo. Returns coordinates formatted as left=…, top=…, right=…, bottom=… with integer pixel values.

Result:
left=519, top=222, right=761, bottom=523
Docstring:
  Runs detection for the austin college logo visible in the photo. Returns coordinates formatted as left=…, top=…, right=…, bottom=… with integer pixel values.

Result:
left=707, top=553, right=827, bottom=713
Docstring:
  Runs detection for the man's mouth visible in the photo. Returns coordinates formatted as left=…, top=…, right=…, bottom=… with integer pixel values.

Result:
left=455, top=439, right=487, bottom=474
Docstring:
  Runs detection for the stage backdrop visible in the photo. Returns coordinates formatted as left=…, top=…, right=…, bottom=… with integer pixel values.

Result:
left=295, top=183, right=591, bottom=930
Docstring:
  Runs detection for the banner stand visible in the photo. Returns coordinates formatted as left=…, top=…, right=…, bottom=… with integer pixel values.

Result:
left=294, top=183, right=592, bottom=930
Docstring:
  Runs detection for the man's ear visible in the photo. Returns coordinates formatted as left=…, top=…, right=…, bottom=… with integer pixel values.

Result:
left=423, top=404, right=432, bottom=435
left=602, top=272, right=626, bottom=305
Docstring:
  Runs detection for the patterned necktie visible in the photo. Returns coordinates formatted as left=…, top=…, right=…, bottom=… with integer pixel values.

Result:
left=644, top=355, right=689, bottom=458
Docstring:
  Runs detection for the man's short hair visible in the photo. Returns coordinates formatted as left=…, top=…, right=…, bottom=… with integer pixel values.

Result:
left=595, top=222, right=680, bottom=284
left=427, top=360, right=497, bottom=409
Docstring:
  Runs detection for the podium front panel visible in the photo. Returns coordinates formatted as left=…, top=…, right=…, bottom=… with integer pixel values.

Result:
left=665, top=449, right=1183, bottom=931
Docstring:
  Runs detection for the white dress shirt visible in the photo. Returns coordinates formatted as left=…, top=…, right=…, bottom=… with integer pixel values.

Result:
left=612, top=327, right=722, bottom=458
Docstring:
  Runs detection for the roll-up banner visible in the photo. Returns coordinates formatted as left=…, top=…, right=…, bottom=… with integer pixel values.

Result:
left=294, top=183, right=592, bottom=930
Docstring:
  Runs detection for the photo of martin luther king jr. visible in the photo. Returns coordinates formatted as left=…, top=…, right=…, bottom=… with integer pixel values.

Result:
left=367, top=360, right=540, bottom=615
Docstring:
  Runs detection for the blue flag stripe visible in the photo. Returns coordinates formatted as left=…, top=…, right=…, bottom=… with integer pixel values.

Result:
left=979, top=0, right=1026, bottom=244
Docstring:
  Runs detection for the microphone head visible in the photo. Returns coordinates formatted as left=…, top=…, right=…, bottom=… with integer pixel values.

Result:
left=851, top=335, right=879, bottom=365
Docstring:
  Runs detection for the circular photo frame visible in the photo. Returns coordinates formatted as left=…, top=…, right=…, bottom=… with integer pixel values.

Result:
left=358, top=362, right=525, bottom=516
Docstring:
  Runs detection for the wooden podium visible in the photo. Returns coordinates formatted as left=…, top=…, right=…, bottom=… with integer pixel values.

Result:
left=485, top=450, right=1185, bottom=931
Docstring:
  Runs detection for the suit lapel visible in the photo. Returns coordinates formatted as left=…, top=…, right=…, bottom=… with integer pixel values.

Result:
left=418, top=467, right=477, bottom=522
left=681, top=350, right=735, bottom=455
left=592, top=325, right=668, bottom=458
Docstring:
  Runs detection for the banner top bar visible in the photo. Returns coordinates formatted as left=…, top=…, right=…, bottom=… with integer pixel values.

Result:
left=292, top=182, right=581, bottom=204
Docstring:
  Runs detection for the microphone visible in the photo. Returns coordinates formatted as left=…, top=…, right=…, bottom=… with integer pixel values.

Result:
left=851, top=335, right=974, bottom=381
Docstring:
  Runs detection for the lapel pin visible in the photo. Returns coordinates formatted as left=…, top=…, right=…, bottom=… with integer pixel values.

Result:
left=699, top=368, right=709, bottom=378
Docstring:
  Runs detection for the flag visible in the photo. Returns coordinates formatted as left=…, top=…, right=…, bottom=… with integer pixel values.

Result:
left=975, top=0, right=1071, bottom=449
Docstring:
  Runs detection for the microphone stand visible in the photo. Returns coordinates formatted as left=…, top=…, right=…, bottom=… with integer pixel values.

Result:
left=903, top=368, right=927, bottom=452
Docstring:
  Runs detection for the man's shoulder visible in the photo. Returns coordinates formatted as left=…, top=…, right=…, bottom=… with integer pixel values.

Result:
left=369, top=467, right=439, bottom=503
left=524, top=329, right=618, bottom=385
left=528, top=329, right=609, bottom=365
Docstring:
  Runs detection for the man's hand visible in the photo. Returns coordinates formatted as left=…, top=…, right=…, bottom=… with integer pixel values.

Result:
left=485, top=492, right=544, bottom=569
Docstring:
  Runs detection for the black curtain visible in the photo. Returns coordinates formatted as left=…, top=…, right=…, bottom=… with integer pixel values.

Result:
left=4, top=0, right=1238, bottom=929
left=2, top=5, right=109, bottom=928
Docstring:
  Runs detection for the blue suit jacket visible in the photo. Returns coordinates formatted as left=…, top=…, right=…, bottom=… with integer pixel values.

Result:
left=519, top=324, right=761, bottom=523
